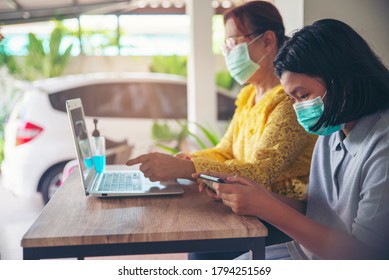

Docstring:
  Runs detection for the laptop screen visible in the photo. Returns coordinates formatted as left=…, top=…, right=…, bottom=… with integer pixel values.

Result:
left=66, top=98, right=95, bottom=189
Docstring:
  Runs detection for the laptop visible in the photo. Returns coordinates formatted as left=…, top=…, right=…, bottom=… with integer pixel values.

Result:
left=66, top=98, right=184, bottom=197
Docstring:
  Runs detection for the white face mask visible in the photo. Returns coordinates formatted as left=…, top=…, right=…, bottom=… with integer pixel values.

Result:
left=224, top=35, right=266, bottom=85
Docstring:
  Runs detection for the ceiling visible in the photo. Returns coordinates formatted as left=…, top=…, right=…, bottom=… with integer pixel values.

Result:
left=0, top=0, right=249, bottom=25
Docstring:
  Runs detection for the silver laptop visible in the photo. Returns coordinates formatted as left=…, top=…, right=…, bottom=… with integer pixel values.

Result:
left=66, top=98, right=184, bottom=197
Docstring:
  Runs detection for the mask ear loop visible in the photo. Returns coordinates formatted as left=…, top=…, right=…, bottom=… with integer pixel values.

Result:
left=247, top=33, right=267, bottom=65
left=255, top=54, right=267, bottom=65
left=248, top=33, right=264, bottom=46
left=321, top=90, right=328, bottom=101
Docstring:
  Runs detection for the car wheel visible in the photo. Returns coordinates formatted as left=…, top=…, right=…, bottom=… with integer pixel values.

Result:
left=39, top=163, right=66, bottom=204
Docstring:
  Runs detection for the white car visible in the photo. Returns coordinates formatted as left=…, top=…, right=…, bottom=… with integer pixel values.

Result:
left=1, top=72, right=235, bottom=203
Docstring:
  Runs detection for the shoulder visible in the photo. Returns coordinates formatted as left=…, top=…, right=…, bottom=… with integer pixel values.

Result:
left=265, top=85, right=295, bottom=115
left=378, top=108, right=389, bottom=128
left=235, top=84, right=255, bottom=108
left=270, top=85, right=290, bottom=105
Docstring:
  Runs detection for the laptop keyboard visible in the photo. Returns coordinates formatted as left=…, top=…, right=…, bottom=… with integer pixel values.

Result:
left=99, top=172, right=143, bottom=192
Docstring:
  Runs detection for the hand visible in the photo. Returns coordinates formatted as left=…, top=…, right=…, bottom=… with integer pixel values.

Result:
left=214, top=175, right=275, bottom=217
left=198, top=180, right=222, bottom=201
left=126, top=152, right=195, bottom=181
left=174, top=152, right=192, bottom=160
left=192, top=171, right=232, bottom=201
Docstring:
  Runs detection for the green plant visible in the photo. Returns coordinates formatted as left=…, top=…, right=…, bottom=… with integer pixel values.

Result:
left=0, top=137, right=4, bottom=166
left=23, top=26, right=73, bottom=80
left=215, top=69, right=235, bottom=90
left=0, top=67, right=26, bottom=165
left=0, top=40, right=21, bottom=76
left=149, top=55, right=187, bottom=77
left=151, top=120, right=221, bottom=155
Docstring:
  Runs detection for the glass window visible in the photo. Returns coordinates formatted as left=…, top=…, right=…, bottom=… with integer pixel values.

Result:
left=61, top=18, right=82, bottom=56
left=49, top=82, right=187, bottom=119
left=119, top=15, right=189, bottom=56
left=1, top=14, right=225, bottom=56
left=80, top=15, right=119, bottom=56
left=49, top=81, right=235, bottom=120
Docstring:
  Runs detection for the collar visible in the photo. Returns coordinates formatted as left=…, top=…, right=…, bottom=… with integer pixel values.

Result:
left=338, top=111, right=383, bottom=156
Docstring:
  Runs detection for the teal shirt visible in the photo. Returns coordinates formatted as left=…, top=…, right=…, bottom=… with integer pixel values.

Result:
left=299, top=109, right=389, bottom=259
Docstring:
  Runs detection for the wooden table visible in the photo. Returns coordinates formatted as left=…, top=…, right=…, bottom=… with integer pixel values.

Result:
left=21, top=167, right=268, bottom=260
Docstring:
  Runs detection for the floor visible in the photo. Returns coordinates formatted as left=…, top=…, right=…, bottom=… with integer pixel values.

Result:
left=0, top=175, right=186, bottom=260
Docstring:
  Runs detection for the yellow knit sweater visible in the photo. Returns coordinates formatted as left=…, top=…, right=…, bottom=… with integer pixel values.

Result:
left=191, top=84, right=317, bottom=199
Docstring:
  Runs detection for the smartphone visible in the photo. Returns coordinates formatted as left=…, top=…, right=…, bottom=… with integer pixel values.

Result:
left=198, top=174, right=226, bottom=192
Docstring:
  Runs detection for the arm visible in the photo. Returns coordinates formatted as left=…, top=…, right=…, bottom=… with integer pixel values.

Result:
left=271, top=192, right=307, bottom=214
left=262, top=198, right=380, bottom=259
left=213, top=150, right=389, bottom=260
left=193, top=97, right=313, bottom=187
left=194, top=171, right=307, bottom=213
left=126, top=152, right=195, bottom=181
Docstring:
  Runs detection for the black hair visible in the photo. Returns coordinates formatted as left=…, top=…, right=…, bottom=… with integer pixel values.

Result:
left=274, top=19, right=389, bottom=131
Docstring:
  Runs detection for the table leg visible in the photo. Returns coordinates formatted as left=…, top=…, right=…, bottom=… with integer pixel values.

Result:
left=251, top=238, right=265, bottom=260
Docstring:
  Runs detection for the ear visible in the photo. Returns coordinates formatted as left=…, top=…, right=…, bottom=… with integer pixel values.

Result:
left=262, top=30, right=277, bottom=51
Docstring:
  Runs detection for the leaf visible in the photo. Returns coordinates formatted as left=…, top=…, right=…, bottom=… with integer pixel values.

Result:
left=194, top=122, right=220, bottom=146
left=151, top=120, right=179, bottom=141
left=23, top=22, right=73, bottom=79
left=155, top=143, right=179, bottom=155
left=149, top=55, right=187, bottom=76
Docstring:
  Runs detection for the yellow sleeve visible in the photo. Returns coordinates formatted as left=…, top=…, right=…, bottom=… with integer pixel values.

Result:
left=192, top=97, right=310, bottom=188
left=189, top=86, right=251, bottom=162
left=189, top=113, right=237, bottom=161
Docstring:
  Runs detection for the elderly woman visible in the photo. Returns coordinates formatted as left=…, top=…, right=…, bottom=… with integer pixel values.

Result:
left=127, top=1, right=316, bottom=201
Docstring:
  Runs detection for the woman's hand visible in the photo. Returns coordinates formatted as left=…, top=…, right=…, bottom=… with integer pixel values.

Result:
left=174, top=152, right=192, bottom=160
left=214, top=174, right=275, bottom=217
left=192, top=171, right=230, bottom=200
left=126, top=152, right=195, bottom=181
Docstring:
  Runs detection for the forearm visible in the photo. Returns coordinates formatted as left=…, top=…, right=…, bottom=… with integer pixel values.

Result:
left=270, top=192, right=306, bottom=214
left=193, top=157, right=290, bottom=188
left=262, top=199, right=379, bottom=259
left=179, top=159, right=196, bottom=180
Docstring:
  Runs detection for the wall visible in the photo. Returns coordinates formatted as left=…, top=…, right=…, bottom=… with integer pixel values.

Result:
left=274, top=0, right=304, bottom=36
left=304, top=0, right=389, bottom=67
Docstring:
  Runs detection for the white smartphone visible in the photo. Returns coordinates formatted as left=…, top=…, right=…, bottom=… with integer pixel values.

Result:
left=198, top=174, right=226, bottom=192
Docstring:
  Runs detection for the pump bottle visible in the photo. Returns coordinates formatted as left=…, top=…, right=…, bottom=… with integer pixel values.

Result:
left=91, top=118, right=106, bottom=173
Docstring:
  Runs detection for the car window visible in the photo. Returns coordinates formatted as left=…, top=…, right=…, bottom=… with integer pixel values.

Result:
left=49, top=82, right=187, bottom=119
left=49, top=81, right=235, bottom=120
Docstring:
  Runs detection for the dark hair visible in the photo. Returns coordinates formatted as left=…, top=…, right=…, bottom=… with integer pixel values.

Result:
left=274, top=19, right=389, bottom=131
left=224, top=1, right=287, bottom=49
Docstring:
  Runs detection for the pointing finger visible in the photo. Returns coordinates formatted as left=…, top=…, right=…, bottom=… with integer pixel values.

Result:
left=126, top=154, right=149, bottom=166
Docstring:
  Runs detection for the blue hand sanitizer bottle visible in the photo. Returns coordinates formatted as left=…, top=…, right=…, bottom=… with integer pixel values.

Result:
left=91, top=119, right=106, bottom=173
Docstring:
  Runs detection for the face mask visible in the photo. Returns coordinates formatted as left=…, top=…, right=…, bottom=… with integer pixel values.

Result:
left=225, top=36, right=266, bottom=85
left=293, top=94, right=343, bottom=136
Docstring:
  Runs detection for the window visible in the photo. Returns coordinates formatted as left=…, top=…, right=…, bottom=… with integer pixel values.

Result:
left=80, top=15, right=119, bottom=56
left=119, top=15, right=189, bottom=56
left=1, top=15, right=225, bottom=56
left=49, top=81, right=187, bottom=119
left=49, top=80, right=235, bottom=120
